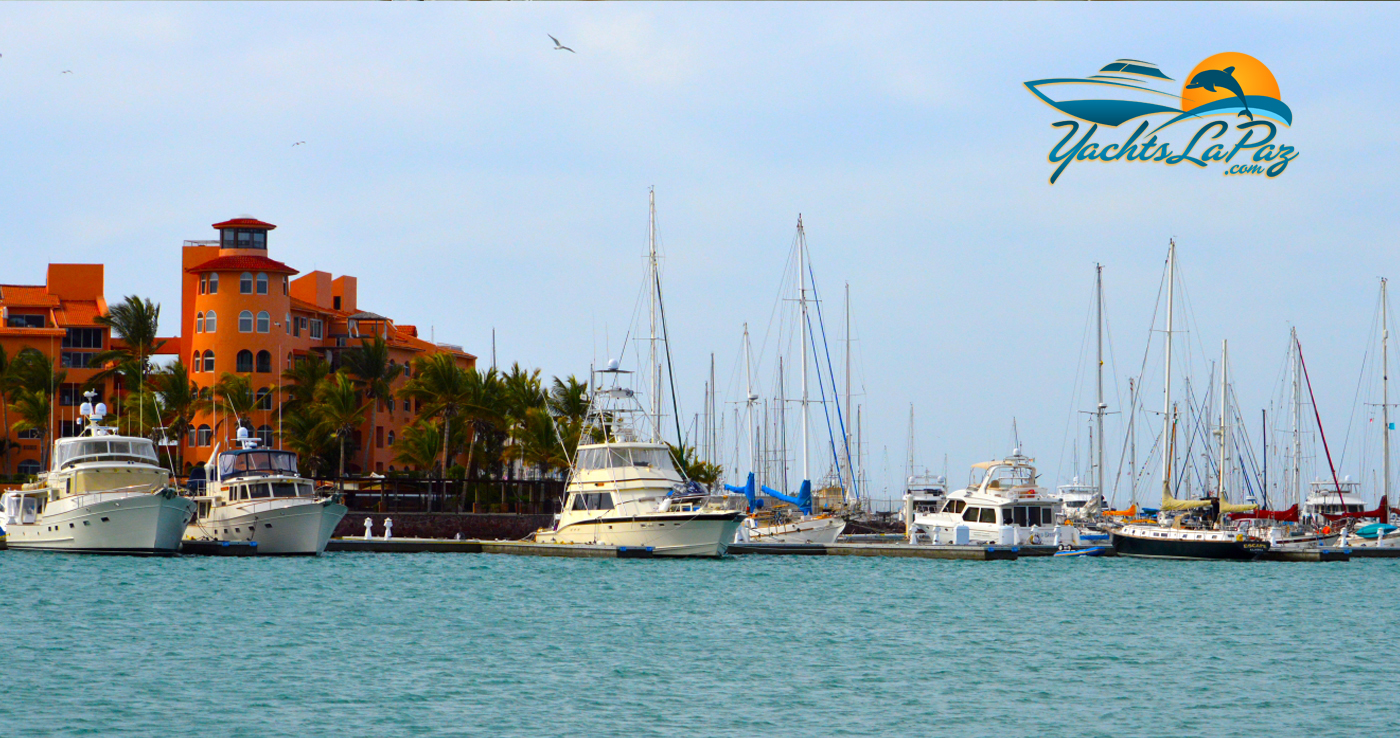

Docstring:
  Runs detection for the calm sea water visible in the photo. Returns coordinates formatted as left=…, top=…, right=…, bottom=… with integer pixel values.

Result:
left=1, top=551, right=1395, bottom=737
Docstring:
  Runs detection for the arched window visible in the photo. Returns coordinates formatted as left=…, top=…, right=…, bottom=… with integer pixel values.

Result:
left=188, top=426, right=197, bottom=448
left=197, top=424, right=213, bottom=447
left=256, top=273, right=268, bottom=295
left=257, top=425, right=274, bottom=447
left=18, top=458, right=41, bottom=476
left=199, top=275, right=207, bottom=295
left=256, top=311, right=270, bottom=333
left=195, top=312, right=204, bottom=333
left=402, top=364, right=411, bottom=378
left=236, top=350, right=254, bottom=373
left=239, top=310, right=253, bottom=333
left=240, top=272, right=254, bottom=294
left=256, top=350, right=272, bottom=373
left=208, top=273, right=219, bottom=294
left=283, top=277, right=289, bottom=296
left=203, top=350, right=215, bottom=373
left=387, top=431, right=395, bottom=446
left=205, top=310, right=217, bottom=333
left=255, top=387, right=273, bottom=410
left=285, top=313, right=291, bottom=334
left=192, top=351, right=201, bottom=372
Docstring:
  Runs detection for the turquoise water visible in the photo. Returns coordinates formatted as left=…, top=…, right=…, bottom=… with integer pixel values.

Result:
left=1, top=552, right=1395, bottom=737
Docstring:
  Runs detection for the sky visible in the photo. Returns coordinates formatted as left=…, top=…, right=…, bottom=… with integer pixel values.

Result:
left=3, top=2, right=1398, bottom=506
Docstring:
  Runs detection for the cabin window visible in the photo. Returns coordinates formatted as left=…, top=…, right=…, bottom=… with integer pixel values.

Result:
left=963, top=507, right=980, bottom=522
left=979, top=508, right=997, bottom=524
left=571, top=492, right=615, bottom=511
left=271, top=482, right=305, bottom=498
left=249, top=483, right=272, bottom=499
left=941, top=499, right=965, bottom=515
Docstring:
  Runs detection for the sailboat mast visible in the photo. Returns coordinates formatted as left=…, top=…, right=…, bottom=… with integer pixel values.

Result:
left=845, top=281, right=853, bottom=493
left=1218, top=340, right=1229, bottom=500
left=647, top=188, right=660, bottom=442
left=1292, top=327, right=1302, bottom=509
left=1162, top=240, right=1176, bottom=503
left=1095, top=263, right=1106, bottom=500
left=798, top=216, right=810, bottom=482
left=1383, top=278, right=1391, bottom=504
left=906, top=404, right=916, bottom=483
left=744, top=323, right=755, bottom=478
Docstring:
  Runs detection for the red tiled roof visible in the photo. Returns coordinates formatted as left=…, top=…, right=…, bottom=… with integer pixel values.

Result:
left=56, top=301, right=103, bottom=326
left=212, top=218, right=277, bottom=230
left=0, top=285, right=61, bottom=307
left=186, top=255, right=298, bottom=275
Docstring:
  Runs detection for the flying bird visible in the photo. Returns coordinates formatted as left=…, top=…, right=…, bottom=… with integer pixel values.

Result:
left=548, top=34, right=575, bottom=53
left=292, top=141, right=305, bottom=147
left=62, top=69, right=72, bottom=74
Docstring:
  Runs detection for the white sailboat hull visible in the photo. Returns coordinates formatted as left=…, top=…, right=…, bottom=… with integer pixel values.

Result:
left=185, top=498, right=348, bottom=555
left=4, top=491, right=194, bottom=555
left=737, top=516, right=846, bottom=544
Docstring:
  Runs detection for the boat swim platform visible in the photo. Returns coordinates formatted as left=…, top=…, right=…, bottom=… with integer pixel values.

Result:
left=327, top=537, right=658, bottom=558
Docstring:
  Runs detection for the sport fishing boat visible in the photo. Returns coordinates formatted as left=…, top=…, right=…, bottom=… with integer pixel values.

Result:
left=183, top=427, right=347, bottom=555
left=0, top=397, right=194, bottom=554
left=909, top=450, right=1066, bottom=545
left=535, top=382, right=745, bottom=556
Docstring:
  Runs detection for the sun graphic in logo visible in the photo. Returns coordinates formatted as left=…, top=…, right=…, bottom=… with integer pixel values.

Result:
left=1180, top=52, right=1280, bottom=115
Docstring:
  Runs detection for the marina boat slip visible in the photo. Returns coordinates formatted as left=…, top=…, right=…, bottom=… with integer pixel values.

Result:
left=0, top=396, right=194, bottom=554
left=728, top=474, right=846, bottom=545
left=183, top=427, right=347, bottom=555
left=909, top=451, right=1071, bottom=546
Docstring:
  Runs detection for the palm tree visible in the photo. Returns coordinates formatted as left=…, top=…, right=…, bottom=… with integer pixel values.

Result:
left=147, top=361, right=199, bottom=470
left=0, top=345, right=21, bottom=476
left=340, top=335, right=399, bottom=477
left=393, top=419, right=444, bottom=473
left=279, top=407, right=336, bottom=479
left=315, top=371, right=369, bottom=490
left=279, top=354, right=330, bottom=415
left=11, top=347, right=65, bottom=396
left=8, top=388, right=54, bottom=471
left=547, top=375, right=589, bottom=461
left=667, top=443, right=722, bottom=487
left=399, top=353, right=474, bottom=480
left=91, top=295, right=167, bottom=413
left=197, top=373, right=257, bottom=443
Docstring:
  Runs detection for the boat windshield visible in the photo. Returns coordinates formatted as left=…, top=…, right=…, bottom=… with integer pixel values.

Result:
left=576, top=446, right=675, bottom=472
left=53, top=438, right=159, bottom=469
left=219, top=450, right=299, bottom=479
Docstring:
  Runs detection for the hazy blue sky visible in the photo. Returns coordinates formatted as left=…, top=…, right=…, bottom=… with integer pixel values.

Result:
left=3, top=3, right=1396, bottom=504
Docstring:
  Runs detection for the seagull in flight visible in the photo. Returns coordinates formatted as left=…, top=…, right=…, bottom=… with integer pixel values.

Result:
left=548, top=34, right=575, bottom=53
left=62, top=69, right=72, bottom=74
left=292, top=141, right=305, bottom=147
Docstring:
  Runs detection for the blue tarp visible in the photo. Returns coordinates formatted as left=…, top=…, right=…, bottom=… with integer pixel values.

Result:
left=724, top=472, right=812, bottom=514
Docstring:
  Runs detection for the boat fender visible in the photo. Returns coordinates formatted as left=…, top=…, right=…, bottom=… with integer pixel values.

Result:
left=1235, top=533, right=1244, bottom=542
left=1031, top=533, right=1041, bottom=545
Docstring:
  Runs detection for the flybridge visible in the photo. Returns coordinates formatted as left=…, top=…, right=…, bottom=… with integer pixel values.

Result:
left=1045, top=119, right=1298, bottom=184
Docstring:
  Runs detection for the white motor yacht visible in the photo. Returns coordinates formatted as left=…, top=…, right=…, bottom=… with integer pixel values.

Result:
left=1301, top=478, right=1369, bottom=520
left=0, top=399, right=194, bottom=554
left=909, top=451, right=1071, bottom=545
left=183, top=428, right=347, bottom=555
left=1053, top=477, right=1103, bottom=522
left=901, top=472, right=946, bottom=542
left=535, top=382, right=745, bottom=557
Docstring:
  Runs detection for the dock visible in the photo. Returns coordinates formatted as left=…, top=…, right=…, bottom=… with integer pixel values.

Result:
left=729, top=542, right=1036, bottom=560
left=327, top=536, right=658, bottom=558
left=1261, top=547, right=1352, bottom=563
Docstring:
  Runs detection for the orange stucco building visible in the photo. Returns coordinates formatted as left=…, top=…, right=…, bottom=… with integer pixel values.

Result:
left=0, top=265, right=114, bottom=477
left=171, top=217, right=476, bottom=474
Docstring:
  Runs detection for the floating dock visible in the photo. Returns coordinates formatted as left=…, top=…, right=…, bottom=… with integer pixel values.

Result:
left=327, top=536, right=657, bottom=558
left=1260, top=547, right=1351, bottom=563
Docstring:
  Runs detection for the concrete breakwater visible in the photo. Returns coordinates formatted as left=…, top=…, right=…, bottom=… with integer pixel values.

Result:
left=334, top=512, right=553, bottom=541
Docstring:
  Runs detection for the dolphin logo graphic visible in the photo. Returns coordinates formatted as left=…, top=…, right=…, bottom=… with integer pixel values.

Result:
left=1185, top=66, right=1253, bottom=121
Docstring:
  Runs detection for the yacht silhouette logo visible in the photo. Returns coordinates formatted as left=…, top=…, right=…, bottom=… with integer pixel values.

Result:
left=1023, top=52, right=1297, bottom=183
